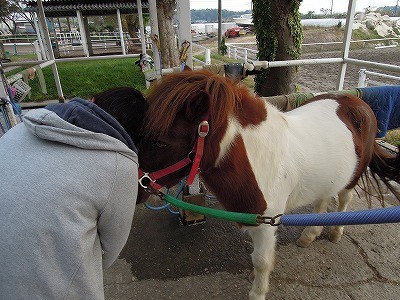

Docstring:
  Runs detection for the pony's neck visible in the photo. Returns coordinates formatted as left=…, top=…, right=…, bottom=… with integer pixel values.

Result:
left=200, top=102, right=288, bottom=214
left=216, top=102, right=287, bottom=166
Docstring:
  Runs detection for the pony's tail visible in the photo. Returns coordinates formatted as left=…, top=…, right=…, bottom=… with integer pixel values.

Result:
left=367, top=143, right=400, bottom=204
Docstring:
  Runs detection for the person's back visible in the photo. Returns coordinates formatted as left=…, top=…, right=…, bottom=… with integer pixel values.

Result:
left=0, top=97, right=143, bottom=299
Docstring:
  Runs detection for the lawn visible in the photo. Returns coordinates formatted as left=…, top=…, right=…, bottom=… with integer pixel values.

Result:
left=6, top=56, right=146, bottom=102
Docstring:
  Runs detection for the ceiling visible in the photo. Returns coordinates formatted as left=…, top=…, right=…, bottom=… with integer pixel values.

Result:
left=26, top=0, right=149, bottom=17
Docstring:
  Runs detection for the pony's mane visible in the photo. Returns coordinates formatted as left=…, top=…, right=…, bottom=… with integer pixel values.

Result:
left=144, top=70, right=252, bottom=138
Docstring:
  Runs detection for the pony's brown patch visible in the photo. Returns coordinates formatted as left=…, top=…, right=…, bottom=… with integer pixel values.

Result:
left=235, top=86, right=267, bottom=127
left=304, top=94, right=377, bottom=188
left=202, top=135, right=267, bottom=215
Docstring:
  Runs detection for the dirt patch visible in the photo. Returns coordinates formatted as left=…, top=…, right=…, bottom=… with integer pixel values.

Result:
left=196, top=27, right=400, bottom=93
left=298, top=47, right=400, bottom=93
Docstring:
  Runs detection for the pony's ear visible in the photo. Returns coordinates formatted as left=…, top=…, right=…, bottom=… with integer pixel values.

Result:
left=182, top=65, right=192, bottom=72
left=185, top=92, right=209, bottom=121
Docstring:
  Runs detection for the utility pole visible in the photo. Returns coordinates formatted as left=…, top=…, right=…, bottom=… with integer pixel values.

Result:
left=218, top=0, right=222, bottom=54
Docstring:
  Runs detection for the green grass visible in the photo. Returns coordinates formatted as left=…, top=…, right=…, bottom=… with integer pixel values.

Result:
left=6, top=57, right=146, bottom=102
left=384, top=130, right=400, bottom=147
left=210, top=53, right=242, bottom=64
left=351, top=29, right=382, bottom=41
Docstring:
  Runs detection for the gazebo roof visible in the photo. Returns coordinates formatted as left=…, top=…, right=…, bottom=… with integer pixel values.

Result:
left=27, top=0, right=149, bottom=17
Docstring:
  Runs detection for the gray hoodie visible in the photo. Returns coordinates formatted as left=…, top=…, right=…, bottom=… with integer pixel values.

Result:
left=0, top=101, right=138, bottom=299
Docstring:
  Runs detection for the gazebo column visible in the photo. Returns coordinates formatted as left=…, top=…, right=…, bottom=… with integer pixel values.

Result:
left=76, top=10, right=90, bottom=57
left=116, top=9, right=126, bottom=55
left=137, top=0, right=147, bottom=54
left=176, top=0, right=193, bottom=69
left=83, top=17, right=94, bottom=56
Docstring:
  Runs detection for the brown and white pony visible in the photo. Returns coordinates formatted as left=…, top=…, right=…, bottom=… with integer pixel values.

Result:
left=137, top=70, right=400, bottom=300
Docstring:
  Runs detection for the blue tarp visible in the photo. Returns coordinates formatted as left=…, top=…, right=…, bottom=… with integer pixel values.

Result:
left=357, top=85, right=400, bottom=138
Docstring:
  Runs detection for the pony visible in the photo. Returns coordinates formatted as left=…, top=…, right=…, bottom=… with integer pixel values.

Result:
left=137, top=70, right=400, bottom=300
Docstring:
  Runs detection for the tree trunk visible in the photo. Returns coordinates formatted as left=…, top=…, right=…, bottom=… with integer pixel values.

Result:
left=125, top=14, right=139, bottom=38
left=156, top=0, right=179, bottom=68
left=66, top=17, right=71, bottom=32
left=253, top=0, right=303, bottom=96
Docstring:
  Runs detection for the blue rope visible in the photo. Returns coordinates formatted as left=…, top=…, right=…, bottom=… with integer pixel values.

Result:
left=280, top=206, right=400, bottom=227
left=144, top=179, right=186, bottom=215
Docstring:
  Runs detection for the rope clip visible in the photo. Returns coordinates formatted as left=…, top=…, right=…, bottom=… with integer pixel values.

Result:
left=257, top=214, right=283, bottom=226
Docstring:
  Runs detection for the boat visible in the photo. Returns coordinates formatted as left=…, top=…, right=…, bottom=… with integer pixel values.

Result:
left=233, top=14, right=253, bottom=26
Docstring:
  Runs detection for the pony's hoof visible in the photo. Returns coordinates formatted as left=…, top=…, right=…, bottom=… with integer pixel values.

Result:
left=296, top=237, right=313, bottom=248
left=249, top=290, right=266, bottom=300
left=328, top=230, right=342, bottom=243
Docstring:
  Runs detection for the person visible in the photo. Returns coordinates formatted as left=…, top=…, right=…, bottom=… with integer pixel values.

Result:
left=91, top=87, right=148, bottom=145
left=0, top=87, right=148, bottom=299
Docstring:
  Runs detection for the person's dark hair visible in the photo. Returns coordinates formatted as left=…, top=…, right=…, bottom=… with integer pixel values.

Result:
left=92, top=87, right=148, bottom=145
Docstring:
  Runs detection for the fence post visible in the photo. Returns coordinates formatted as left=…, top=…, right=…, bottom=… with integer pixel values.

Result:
left=234, top=47, right=237, bottom=60
left=205, top=48, right=211, bottom=65
left=358, top=68, right=367, bottom=88
left=244, top=49, right=248, bottom=62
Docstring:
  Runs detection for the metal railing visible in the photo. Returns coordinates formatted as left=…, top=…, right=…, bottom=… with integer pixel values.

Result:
left=226, top=37, right=400, bottom=62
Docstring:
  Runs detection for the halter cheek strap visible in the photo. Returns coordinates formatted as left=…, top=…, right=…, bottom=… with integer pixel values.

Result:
left=186, top=120, right=209, bottom=185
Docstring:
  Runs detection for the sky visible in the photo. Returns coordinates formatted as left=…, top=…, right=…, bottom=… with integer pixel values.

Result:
left=189, top=0, right=399, bottom=14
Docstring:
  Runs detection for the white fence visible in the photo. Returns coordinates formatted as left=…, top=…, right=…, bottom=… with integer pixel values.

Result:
left=1, top=31, right=145, bottom=56
left=226, top=44, right=258, bottom=62
left=192, top=43, right=211, bottom=65
left=358, top=68, right=400, bottom=88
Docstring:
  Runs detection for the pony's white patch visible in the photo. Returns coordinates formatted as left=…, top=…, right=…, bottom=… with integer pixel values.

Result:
left=215, top=116, right=242, bottom=166
left=218, top=99, right=358, bottom=214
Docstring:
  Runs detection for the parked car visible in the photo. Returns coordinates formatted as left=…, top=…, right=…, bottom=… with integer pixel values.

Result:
left=224, top=27, right=241, bottom=38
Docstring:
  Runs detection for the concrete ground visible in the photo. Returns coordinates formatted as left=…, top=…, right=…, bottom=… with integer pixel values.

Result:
left=104, top=190, right=400, bottom=300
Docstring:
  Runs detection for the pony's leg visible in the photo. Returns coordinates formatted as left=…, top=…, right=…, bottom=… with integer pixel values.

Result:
left=296, top=197, right=330, bottom=248
left=246, top=224, right=277, bottom=300
left=328, top=188, right=353, bottom=243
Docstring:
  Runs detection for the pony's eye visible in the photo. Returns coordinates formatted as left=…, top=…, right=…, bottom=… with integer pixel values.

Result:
left=152, top=140, right=168, bottom=149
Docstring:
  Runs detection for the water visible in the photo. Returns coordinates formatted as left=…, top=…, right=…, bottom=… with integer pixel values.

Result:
left=191, top=20, right=346, bottom=33
left=191, top=17, right=400, bottom=33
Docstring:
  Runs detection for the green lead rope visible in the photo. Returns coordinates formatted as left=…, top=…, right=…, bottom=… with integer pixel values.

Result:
left=164, top=194, right=260, bottom=225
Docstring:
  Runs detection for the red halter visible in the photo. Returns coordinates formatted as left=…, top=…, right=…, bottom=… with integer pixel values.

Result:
left=138, top=120, right=209, bottom=190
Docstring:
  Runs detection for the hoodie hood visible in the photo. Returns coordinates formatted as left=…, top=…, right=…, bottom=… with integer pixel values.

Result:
left=23, top=99, right=137, bottom=160
left=45, top=98, right=137, bottom=152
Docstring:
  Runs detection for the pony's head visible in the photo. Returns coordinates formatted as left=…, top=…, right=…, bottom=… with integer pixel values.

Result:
left=137, top=69, right=263, bottom=202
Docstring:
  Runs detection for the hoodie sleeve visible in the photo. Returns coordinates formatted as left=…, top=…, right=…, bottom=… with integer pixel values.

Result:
left=97, top=153, right=138, bottom=269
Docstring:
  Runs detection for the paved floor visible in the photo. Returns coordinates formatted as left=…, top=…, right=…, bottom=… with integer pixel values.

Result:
left=104, top=190, right=400, bottom=300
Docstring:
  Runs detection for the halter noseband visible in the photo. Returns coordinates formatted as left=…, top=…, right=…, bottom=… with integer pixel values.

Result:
left=139, top=119, right=209, bottom=191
